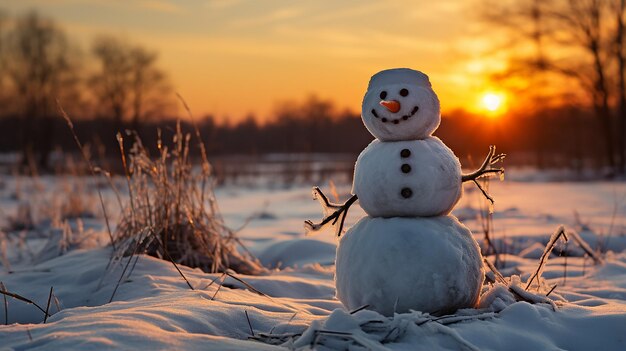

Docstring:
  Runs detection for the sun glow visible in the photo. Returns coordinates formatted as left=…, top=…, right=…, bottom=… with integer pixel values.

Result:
left=480, top=92, right=507, bottom=117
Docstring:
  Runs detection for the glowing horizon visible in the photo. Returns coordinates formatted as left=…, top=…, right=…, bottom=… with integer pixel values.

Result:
left=1, top=0, right=511, bottom=123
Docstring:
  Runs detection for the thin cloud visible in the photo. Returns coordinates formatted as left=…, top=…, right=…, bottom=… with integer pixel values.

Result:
left=228, top=7, right=306, bottom=30
left=138, top=0, right=185, bottom=14
left=204, top=0, right=242, bottom=10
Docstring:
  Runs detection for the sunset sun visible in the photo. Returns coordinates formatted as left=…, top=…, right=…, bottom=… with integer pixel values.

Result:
left=481, top=92, right=506, bottom=115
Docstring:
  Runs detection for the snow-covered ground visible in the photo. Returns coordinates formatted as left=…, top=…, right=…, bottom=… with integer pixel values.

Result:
left=1, top=176, right=626, bottom=350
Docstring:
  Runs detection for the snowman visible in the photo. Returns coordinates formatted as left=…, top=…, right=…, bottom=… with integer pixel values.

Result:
left=305, top=68, right=504, bottom=316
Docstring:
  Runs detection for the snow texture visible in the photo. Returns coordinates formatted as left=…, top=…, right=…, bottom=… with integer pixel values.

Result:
left=361, top=68, right=440, bottom=141
left=335, top=215, right=484, bottom=316
left=352, top=137, right=462, bottom=217
left=292, top=296, right=626, bottom=351
left=257, top=238, right=336, bottom=268
left=1, top=174, right=626, bottom=350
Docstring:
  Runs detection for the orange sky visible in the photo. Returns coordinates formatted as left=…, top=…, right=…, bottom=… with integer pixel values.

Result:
left=3, top=0, right=509, bottom=123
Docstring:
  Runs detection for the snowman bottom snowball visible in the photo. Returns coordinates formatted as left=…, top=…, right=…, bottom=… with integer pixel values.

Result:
left=335, top=216, right=484, bottom=316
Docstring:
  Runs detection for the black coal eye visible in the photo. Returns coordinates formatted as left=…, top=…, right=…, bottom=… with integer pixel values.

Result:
left=379, top=91, right=387, bottom=99
left=400, top=88, right=409, bottom=97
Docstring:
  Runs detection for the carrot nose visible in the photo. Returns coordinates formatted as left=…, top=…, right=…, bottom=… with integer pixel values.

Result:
left=380, top=100, right=401, bottom=113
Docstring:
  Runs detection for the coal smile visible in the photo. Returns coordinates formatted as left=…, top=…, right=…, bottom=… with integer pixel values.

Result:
left=371, top=105, right=419, bottom=124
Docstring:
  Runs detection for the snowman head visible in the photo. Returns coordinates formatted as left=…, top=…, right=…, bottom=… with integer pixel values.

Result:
left=361, top=68, right=440, bottom=141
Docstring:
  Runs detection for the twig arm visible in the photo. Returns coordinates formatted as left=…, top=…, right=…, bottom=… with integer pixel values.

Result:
left=461, top=145, right=505, bottom=182
left=304, top=187, right=358, bottom=237
left=462, top=145, right=505, bottom=204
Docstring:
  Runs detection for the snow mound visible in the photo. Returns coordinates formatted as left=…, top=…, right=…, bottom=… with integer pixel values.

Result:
left=519, top=242, right=546, bottom=259
left=0, top=248, right=340, bottom=349
left=335, top=216, right=483, bottom=316
left=288, top=301, right=626, bottom=351
left=258, top=238, right=336, bottom=268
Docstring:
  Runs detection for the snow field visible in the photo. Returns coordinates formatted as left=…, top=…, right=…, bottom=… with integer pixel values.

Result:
left=0, top=178, right=625, bottom=349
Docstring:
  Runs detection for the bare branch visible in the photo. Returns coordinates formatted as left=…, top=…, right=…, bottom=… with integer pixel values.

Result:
left=304, top=187, right=357, bottom=237
left=462, top=145, right=506, bottom=183
left=462, top=146, right=505, bottom=204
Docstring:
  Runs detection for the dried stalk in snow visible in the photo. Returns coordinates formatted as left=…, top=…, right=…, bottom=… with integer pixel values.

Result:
left=525, top=226, right=568, bottom=290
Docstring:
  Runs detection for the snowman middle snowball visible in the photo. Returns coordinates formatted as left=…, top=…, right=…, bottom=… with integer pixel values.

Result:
left=354, top=68, right=462, bottom=217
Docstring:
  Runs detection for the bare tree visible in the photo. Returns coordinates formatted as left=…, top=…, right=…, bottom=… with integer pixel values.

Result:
left=128, top=46, right=171, bottom=129
left=614, top=0, right=626, bottom=171
left=3, top=11, right=81, bottom=168
left=555, top=0, right=615, bottom=171
left=91, top=36, right=130, bottom=126
left=0, top=11, right=7, bottom=112
left=482, top=0, right=623, bottom=173
left=90, top=36, right=172, bottom=130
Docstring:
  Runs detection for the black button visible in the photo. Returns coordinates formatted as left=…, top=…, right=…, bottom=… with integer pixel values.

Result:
left=400, top=149, right=411, bottom=158
left=401, top=164, right=411, bottom=173
left=401, top=187, right=413, bottom=198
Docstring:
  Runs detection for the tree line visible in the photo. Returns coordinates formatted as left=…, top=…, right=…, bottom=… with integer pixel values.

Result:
left=0, top=93, right=609, bottom=173
left=0, top=9, right=621, bottom=175
left=0, top=10, right=172, bottom=168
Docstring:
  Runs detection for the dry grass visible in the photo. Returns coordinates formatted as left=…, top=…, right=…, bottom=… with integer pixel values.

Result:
left=111, top=122, right=264, bottom=275
left=525, top=225, right=568, bottom=291
left=476, top=178, right=501, bottom=267
left=43, top=179, right=100, bottom=224
left=0, top=282, right=7, bottom=325
left=58, top=100, right=264, bottom=276
left=0, top=233, right=9, bottom=272
left=0, top=285, right=51, bottom=321
left=7, top=202, right=35, bottom=232
left=4, top=161, right=100, bottom=234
